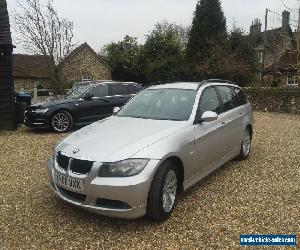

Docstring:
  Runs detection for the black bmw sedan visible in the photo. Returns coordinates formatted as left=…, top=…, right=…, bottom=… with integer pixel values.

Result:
left=24, top=81, right=142, bottom=132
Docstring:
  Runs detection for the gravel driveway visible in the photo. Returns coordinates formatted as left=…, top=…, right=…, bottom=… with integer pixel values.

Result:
left=0, top=112, right=299, bottom=249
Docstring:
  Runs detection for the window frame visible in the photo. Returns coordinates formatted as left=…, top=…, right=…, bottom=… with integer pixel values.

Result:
left=81, top=75, right=92, bottom=82
left=287, top=74, right=298, bottom=86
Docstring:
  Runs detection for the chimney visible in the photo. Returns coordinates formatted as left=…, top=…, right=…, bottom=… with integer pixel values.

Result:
left=250, top=18, right=262, bottom=35
left=282, top=10, right=290, bottom=31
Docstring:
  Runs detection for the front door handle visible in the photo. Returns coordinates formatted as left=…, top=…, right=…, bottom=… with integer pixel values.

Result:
left=221, top=121, right=226, bottom=126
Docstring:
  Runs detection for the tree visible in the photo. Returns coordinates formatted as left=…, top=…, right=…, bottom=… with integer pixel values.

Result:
left=13, top=0, right=75, bottom=93
left=103, top=35, right=142, bottom=82
left=229, top=27, right=258, bottom=69
left=186, top=0, right=227, bottom=64
left=193, top=42, right=256, bottom=86
left=139, top=21, right=188, bottom=83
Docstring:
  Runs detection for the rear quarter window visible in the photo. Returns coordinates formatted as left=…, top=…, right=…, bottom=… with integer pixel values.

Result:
left=126, top=85, right=141, bottom=94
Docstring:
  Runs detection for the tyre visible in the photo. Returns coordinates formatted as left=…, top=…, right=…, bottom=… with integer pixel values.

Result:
left=147, top=161, right=178, bottom=221
left=237, top=127, right=252, bottom=160
left=50, top=110, right=73, bottom=133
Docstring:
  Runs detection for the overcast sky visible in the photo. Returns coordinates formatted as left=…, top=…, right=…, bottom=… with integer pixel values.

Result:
left=7, top=0, right=299, bottom=54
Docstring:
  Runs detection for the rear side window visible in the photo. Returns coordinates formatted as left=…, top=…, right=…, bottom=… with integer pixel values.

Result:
left=126, top=85, right=141, bottom=94
left=198, top=87, right=222, bottom=117
left=232, top=87, right=247, bottom=106
left=109, top=84, right=129, bottom=96
left=88, top=85, right=108, bottom=98
left=216, top=86, right=237, bottom=112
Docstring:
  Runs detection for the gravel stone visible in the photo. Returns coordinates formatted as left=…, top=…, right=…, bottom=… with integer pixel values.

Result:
left=0, top=112, right=299, bottom=249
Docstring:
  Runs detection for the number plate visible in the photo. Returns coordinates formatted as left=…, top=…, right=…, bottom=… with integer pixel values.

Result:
left=54, top=172, right=84, bottom=192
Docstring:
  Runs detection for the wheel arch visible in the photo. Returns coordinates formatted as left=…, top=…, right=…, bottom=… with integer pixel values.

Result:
left=160, top=156, right=185, bottom=192
left=246, top=124, right=253, bottom=138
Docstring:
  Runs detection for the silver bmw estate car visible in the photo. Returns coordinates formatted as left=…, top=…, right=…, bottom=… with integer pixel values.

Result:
left=47, top=80, right=253, bottom=221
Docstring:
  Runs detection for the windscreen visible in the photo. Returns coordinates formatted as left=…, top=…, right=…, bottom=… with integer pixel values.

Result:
left=117, top=88, right=197, bottom=121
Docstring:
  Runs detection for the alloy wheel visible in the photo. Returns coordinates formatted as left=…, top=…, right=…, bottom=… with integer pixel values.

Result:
left=162, top=170, right=178, bottom=213
left=242, top=129, right=251, bottom=156
left=51, top=112, right=70, bottom=132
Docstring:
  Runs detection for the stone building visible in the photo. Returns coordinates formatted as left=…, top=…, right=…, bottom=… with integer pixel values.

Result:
left=13, top=43, right=111, bottom=91
left=249, top=10, right=298, bottom=87
left=59, top=43, right=111, bottom=88
left=13, top=54, right=51, bottom=91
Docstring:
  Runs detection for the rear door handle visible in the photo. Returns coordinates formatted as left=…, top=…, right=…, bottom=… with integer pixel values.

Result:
left=221, top=121, right=226, bottom=126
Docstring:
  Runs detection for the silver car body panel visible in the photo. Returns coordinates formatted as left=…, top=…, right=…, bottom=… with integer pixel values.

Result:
left=48, top=82, right=253, bottom=219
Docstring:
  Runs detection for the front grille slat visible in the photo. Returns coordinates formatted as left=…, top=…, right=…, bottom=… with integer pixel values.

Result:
left=56, top=152, right=93, bottom=174
left=70, top=159, right=93, bottom=174
left=57, top=153, right=69, bottom=171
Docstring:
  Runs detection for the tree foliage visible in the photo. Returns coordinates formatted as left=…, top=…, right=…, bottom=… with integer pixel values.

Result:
left=103, top=35, right=141, bottom=82
left=13, top=0, right=75, bottom=93
left=229, top=27, right=258, bottom=69
left=186, top=0, right=227, bottom=64
left=139, top=21, right=189, bottom=83
left=103, top=2, right=257, bottom=86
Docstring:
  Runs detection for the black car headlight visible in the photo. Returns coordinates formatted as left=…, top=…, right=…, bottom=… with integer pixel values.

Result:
left=98, top=159, right=149, bottom=177
left=33, top=108, right=49, bottom=113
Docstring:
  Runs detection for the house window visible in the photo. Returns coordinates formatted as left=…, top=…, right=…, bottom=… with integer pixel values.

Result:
left=287, top=74, right=298, bottom=86
left=258, top=51, right=263, bottom=63
left=82, top=75, right=92, bottom=82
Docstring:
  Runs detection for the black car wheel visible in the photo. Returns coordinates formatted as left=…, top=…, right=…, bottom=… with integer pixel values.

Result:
left=50, top=111, right=73, bottom=133
left=147, top=161, right=178, bottom=221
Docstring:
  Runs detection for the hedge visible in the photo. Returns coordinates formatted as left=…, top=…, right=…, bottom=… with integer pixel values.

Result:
left=243, top=87, right=300, bottom=114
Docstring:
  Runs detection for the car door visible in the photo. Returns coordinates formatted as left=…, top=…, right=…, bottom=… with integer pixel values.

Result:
left=215, top=85, right=243, bottom=157
left=193, top=87, right=226, bottom=178
left=75, top=84, right=113, bottom=124
left=107, top=84, right=132, bottom=108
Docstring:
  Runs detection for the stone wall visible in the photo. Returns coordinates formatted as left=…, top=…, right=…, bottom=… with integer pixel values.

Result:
left=60, top=46, right=111, bottom=87
left=244, top=88, right=300, bottom=114
left=14, top=77, right=50, bottom=91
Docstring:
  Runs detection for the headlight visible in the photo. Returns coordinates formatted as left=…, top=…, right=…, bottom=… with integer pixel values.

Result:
left=98, top=159, right=149, bottom=177
left=34, top=108, right=49, bottom=113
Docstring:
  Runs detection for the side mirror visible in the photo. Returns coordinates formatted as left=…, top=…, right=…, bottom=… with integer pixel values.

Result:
left=83, top=93, right=94, bottom=100
left=200, top=111, right=218, bottom=123
left=113, top=107, right=120, bottom=113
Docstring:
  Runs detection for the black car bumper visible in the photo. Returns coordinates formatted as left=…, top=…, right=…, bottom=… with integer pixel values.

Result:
left=24, top=111, right=50, bottom=128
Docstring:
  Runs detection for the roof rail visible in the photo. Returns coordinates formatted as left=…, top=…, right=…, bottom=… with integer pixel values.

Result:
left=197, top=79, right=236, bottom=88
left=202, top=79, right=236, bottom=84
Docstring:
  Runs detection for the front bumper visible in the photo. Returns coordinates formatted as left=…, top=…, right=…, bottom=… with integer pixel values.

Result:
left=46, top=156, right=160, bottom=219
left=24, top=111, right=50, bottom=128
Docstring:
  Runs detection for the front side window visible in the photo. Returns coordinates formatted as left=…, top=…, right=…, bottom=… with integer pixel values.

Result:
left=216, top=86, right=237, bottom=112
left=198, top=87, right=221, bottom=117
left=117, top=88, right=197, bottom=121
left=88, top=85, right=108, bottom=98
left=232, top=87, right=247, bottom=106
left=65, top=84, right=91, bottom=99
